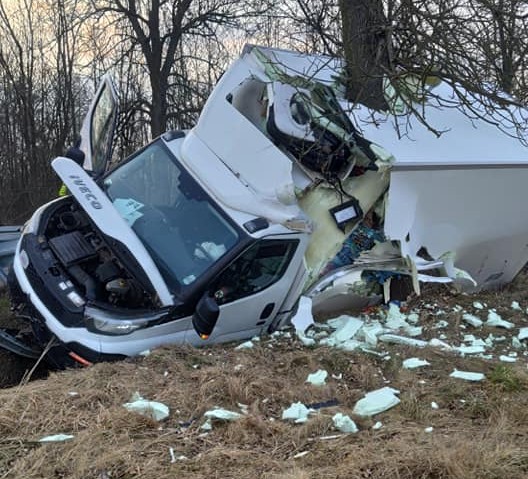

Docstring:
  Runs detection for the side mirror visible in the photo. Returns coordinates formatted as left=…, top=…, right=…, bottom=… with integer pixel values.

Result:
left=192, top=294, right=219, bottom=340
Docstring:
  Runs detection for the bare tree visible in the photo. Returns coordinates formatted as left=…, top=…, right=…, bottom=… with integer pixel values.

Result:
left=338, top=0, right=528, bottom=140
left=89, top=0, right=268, bottom=138
left=0, top=0, right=86, bottom=222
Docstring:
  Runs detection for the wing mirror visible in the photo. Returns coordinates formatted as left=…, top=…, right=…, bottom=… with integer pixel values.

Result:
left=192, top=294, right=219, bottom=340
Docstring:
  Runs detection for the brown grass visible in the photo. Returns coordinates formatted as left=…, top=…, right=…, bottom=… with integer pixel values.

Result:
left=0, top=335, right=524, bottom=479
left=1, top=269, right=528, bottom=478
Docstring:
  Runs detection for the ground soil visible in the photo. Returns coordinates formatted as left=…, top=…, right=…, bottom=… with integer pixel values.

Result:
left=0, top=271, right=527, bottom=478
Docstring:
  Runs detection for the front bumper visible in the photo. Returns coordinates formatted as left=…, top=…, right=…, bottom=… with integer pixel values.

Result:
left=8, top=248, right=126, bottom=368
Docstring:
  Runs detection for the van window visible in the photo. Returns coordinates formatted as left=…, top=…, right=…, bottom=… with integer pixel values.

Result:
left=212, top=239, right=298, bottom=304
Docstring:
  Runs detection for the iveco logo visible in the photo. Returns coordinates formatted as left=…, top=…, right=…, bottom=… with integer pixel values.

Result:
left=69, top=175, right=103, bottom=209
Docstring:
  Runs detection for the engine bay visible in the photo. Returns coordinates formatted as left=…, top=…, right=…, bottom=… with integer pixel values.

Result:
left=41, top=199, right=155, bottom=309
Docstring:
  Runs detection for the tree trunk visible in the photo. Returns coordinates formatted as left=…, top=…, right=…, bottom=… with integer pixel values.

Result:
left=339, top=0, right=390, bottom=110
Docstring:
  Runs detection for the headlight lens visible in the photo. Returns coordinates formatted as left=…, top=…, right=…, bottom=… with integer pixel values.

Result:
left=85, top=306, right=166, bottom=336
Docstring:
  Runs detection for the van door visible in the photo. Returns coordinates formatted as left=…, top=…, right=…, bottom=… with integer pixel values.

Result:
left=79, top=75, right=119, bottom=176
left=186, top=236, right=304, bottom=345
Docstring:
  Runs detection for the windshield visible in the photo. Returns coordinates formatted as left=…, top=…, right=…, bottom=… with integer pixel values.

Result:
left=103, top=141, right=241, bottom=289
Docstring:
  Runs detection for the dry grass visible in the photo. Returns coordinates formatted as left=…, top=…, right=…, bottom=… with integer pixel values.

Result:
left=1, top=270, right=528, bottom=478
left=0, top=335, right=524, bottom=479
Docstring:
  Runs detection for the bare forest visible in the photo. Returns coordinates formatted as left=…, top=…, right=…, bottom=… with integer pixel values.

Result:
left=1, top=0, right=527, bottom=223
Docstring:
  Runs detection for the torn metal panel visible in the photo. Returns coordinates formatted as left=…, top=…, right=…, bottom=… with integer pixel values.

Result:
left=385, top=163, right=528, bottom=290
left=299, top=170, right=390, bottom=279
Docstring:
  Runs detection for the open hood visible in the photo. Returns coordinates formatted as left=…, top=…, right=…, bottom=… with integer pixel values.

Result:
left=52, top=156, right=174, bottom=306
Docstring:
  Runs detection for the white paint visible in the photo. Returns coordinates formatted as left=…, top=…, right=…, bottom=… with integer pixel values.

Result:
left=52, top=157, right=173, bottom=306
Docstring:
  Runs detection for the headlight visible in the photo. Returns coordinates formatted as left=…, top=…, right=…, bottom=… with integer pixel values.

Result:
left=85, top=306, right=166, bottom=336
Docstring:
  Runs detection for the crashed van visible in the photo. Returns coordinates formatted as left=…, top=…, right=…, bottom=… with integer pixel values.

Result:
left=4, top=45, right=528, bottom=366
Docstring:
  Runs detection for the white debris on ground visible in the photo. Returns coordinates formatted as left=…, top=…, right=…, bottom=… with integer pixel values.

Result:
left=353, top=387, right=401, bottom=417
left=123, top=392, right=170, bottom=421
left=486, top=311, right=515, bottom=329
left=402, top=358, right=430, bottom=369
left=225, top=294, right=527, bottom=435
left=332, top=413, right=359, bottom=433
left=286, top=296, right=527, bottom=369
left=200, top=408, right=244, bottom=431
left=449, top=370, right=486, bottom=381
left=234, top=340, right=255, bottom=350
left=306, top=369, right=328, bottom=386
left=204, top=408, right=243, bottom=421
left=281, top=402, right=315, bottom=423
left=38, top=434, right=75, bottom=443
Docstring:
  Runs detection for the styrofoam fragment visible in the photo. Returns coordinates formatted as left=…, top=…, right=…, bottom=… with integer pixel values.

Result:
left=431, top=401, right=439, bottom=409
left=332, top=316, right=364, bottom=343
left=518, top=327, right=528, bottom=341
left=204, top=408, right=242, bottom=421
left=473, top=302, right=484, bottom=310
left=123, top=395, right=170, bottom=421
left=200, top=419, right=213, bottom=431
left=384, top=303, right=409, bottom=329
left=282, top=402, right=315, bottom=423
left=352, top=387, right=401, bottom=417
left=449, top=369, right=485, bottom=381
left=38, top=434, right=74, bottom=443
left=455, top=345, right=486, bottom=355
left=428, top=338, right=452, bottom=350
left=332, top=413, right=358, bottom=433
left=486, top=311, right=514, bottom=329
left=326, top=316, right=349, bottom=330
left=499, top=355, right=517, bottom=363
left=511, top=301, right=522, bottom=311
left=463, top=335, right=486, bottom=347
left=378, top=334, right=427, bottom=348
left=424, top=426, right=434, bottom=433
left=404, top=325, right=423, bottom=337
left=372, top=421, right=383, bottom=430
left=360, top=321, right=384, bottom=347
left=306, top=369, right=328, bottom=386
left=235, top=340, right=254, bottom=350
left=402, top=358, right=430, bottom=369
left=462, top=313, right=483, bottom=327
